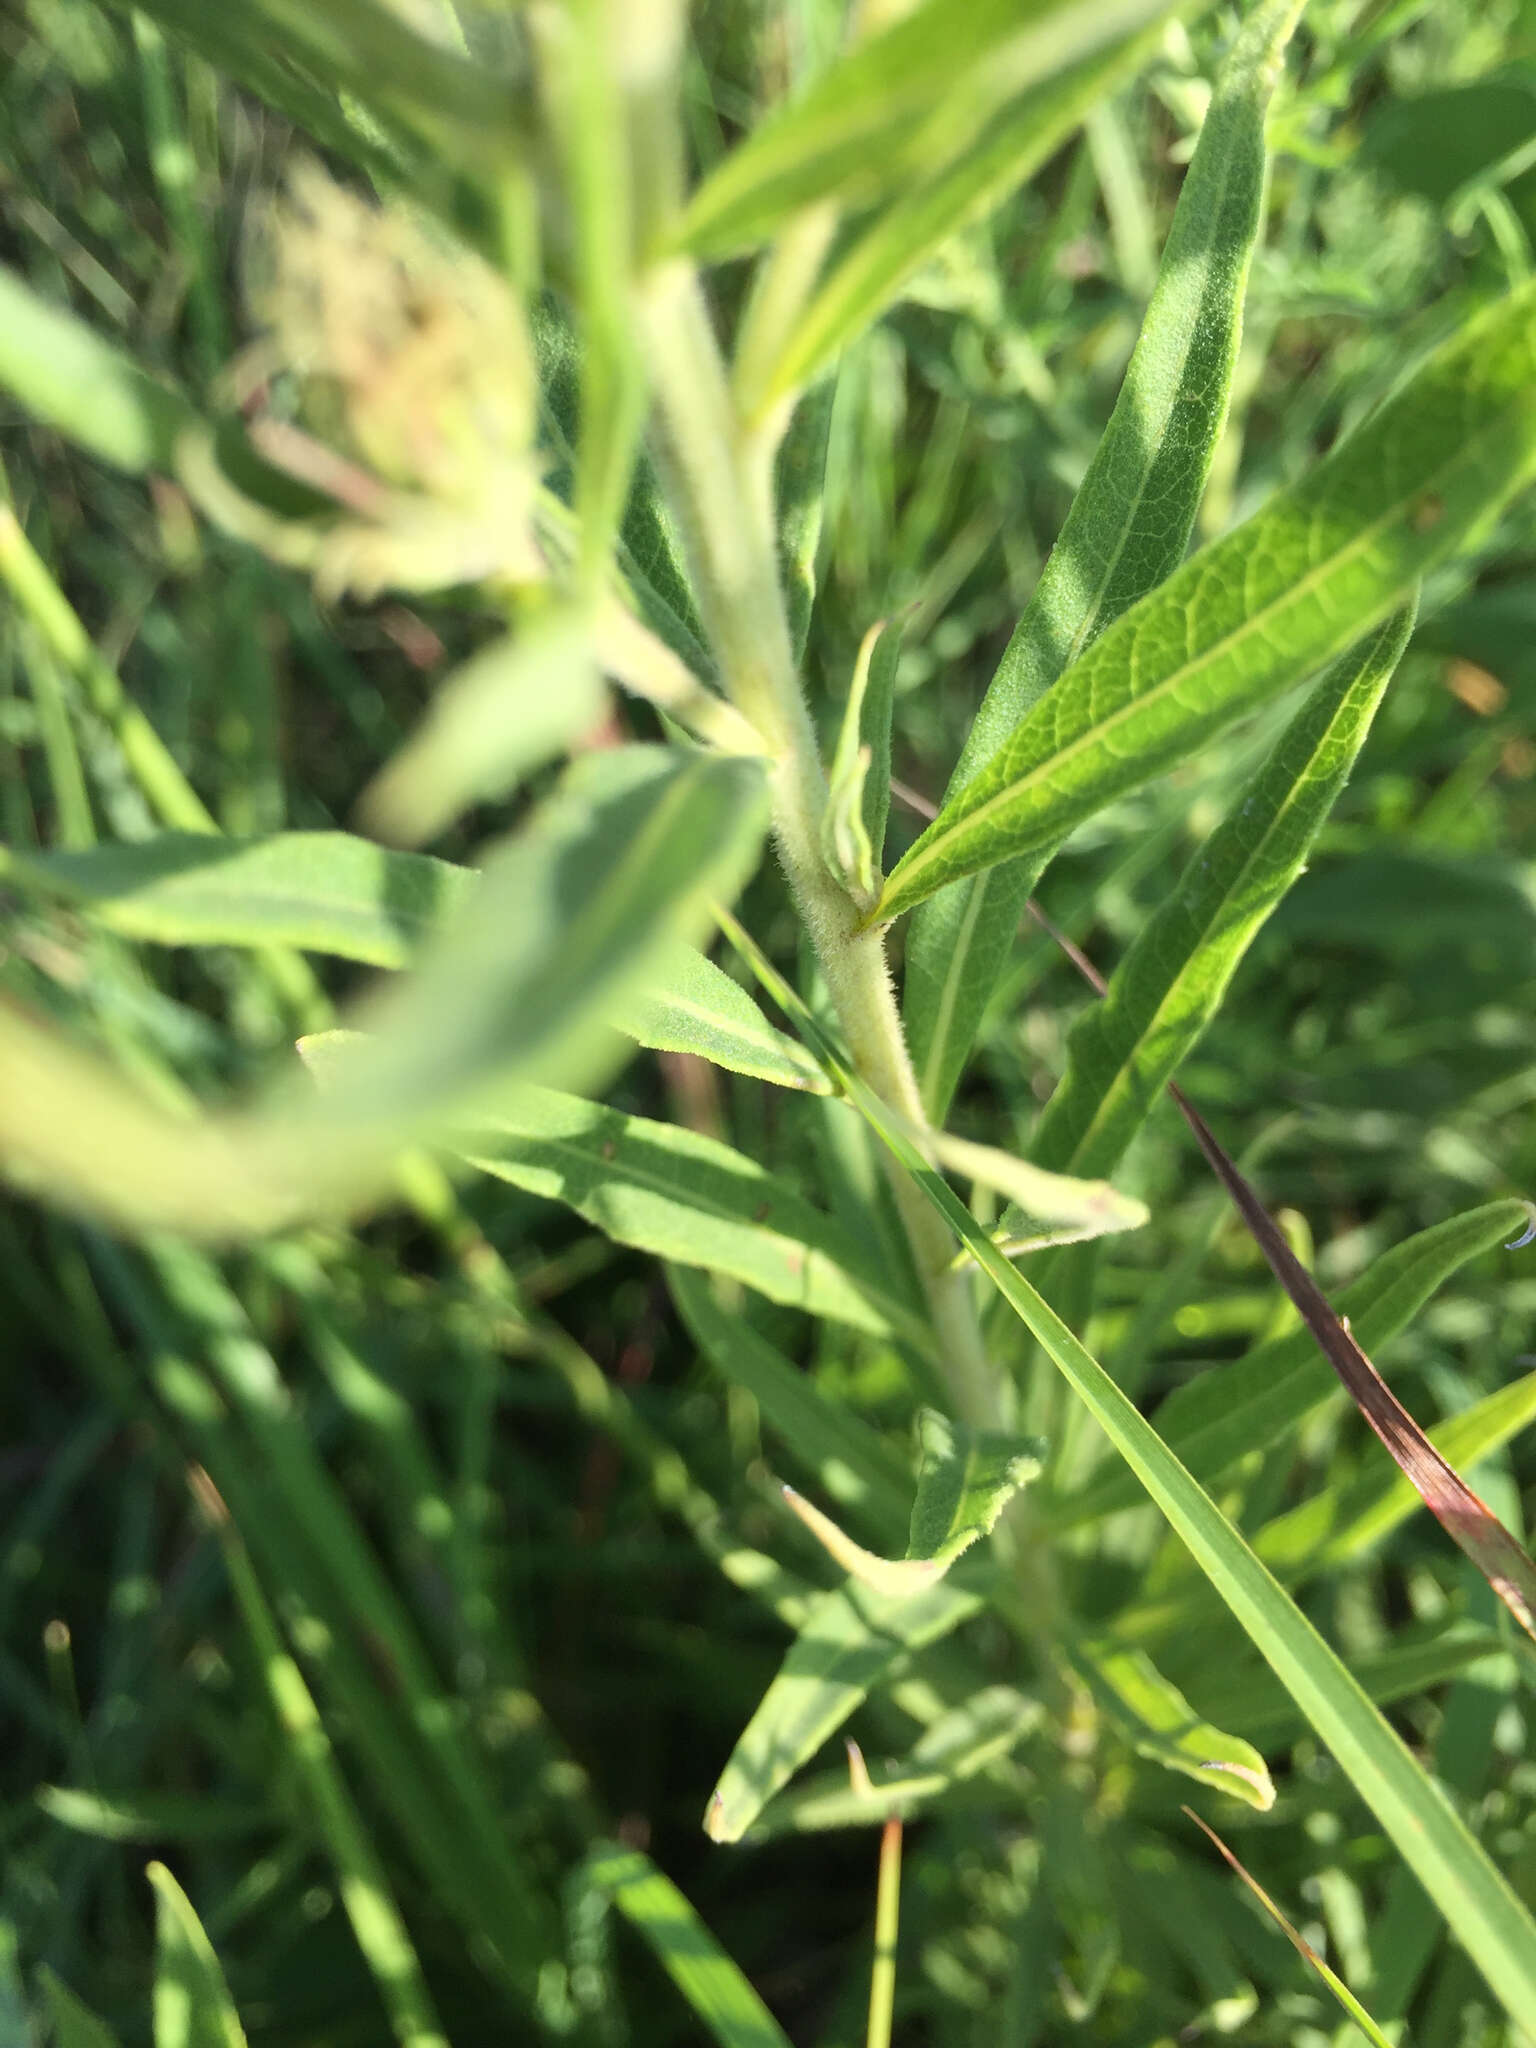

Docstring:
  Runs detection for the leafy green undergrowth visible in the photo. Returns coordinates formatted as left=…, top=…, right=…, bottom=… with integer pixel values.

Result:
left=3, top=2, right=1536, bottom=2046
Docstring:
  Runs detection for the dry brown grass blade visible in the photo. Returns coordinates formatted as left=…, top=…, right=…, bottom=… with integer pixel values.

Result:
left=1018, top=890, right=1536, bottom=1644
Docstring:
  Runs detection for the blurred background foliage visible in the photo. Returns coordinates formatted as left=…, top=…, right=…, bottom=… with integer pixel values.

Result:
left=3, top=0, right=1536, bottom=2042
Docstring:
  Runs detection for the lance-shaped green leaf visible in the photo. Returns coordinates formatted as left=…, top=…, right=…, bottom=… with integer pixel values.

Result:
left=454, top=1085, right=927, bottom=1348
left=720, top=966, right=1536, bottom=2026
left=741, top=1686, right=1038, bottom=1839
left=782, top=1406, right=1040, bottom=1594
left=1050, top=1198, right=1531, bottom=1529
left=760, top=21, right=1167, bottom=405
left=678, top=0, right=1175, bottom=257
left=624, top=946, right=832, bottom=1094
left=1, top=832, right=475, bottom=970
left=703, top=1574, right=982, bottom=1844
left=0, top=748, right=766, bottom=1239
left=585, top=1844, right=792, bottom=2048
left=148, top=1863, right=248, bottom=2048
left=881, top=275, right=1536, bottom=926
left=7, top=826, right=821, bottom=1093
left=667, top=1264, right=909, bottom=1536
left=903, top=0, right=1305, bottom=1116
left=1029, top=602, right=1412, bottom=1182
left=928, top=1125, right=1148, bottom=1243
left=1068, top=1638, right=1274, bottom=1809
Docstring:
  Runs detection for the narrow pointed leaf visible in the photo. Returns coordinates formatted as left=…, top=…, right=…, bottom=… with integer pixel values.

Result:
left=586, top=1844, right=792, bottom=2048
left=1030, top=602, right=1413, bottom=1181
left=627, top=947, right=832, bottom=1094
left=907, top=1409, right=1043, bottom=1570
left=1069, top=1639, right=1274, bottom=1809
left=1052, top=1199, right=1530, bottom=1528
left=885, top=277, right=1536, bottom=923
left=678, top=0, right=1174, bottom=257
left=703, top=1574, right=981, bottom=1844
left=904, top=0, right=1305, bottom=1114
left=149, top=1863, right=248, bottom=2048
left=454, top=1085, right=927, bottom=1347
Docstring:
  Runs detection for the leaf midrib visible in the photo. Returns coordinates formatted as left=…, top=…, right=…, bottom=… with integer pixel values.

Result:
left=888, top=393, right=1528, bottom=908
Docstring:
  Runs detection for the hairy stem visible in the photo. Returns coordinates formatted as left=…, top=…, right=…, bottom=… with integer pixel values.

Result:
left=638, top=259, right=999, bottom=1428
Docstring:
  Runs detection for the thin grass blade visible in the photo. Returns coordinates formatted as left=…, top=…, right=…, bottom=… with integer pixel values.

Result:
left=586, top=1844, right=792, bottom=2048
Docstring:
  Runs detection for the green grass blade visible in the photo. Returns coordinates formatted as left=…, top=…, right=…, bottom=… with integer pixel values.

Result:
left=736, top=964, right=1536, bottom=2025
left=703, top=1575, right=982, bottom=1844
left=148, top=1862, right=248, bottom=2048
left=760, top=22, right=1166, bottom=405
left=902, top=0, right=1304, bottom=1113
left=909, top=1168, right=1536, bottom=2024
left=204, top=1483, right=450, bottom=2048
left=36, top=1968, right=123, bottom=2048
left=1052, top=1198, right=1531, bottom=1528
left=881, top=276, right=1536, bottom=926
left=456, top=1084, right=928, bottom=1347
left=678, top=0, right=1175, bottom=257
left=667, top=1263, right=910, bottom=1536
left=586, top=1843, right=792, bottom=2048
left=1029, top=602, right=1413, bottom=1180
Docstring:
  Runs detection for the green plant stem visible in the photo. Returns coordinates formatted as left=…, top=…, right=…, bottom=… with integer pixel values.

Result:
left=865, top=1814, right=903, bottom=2048
left=638, top=258, right=998, bottom=1428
